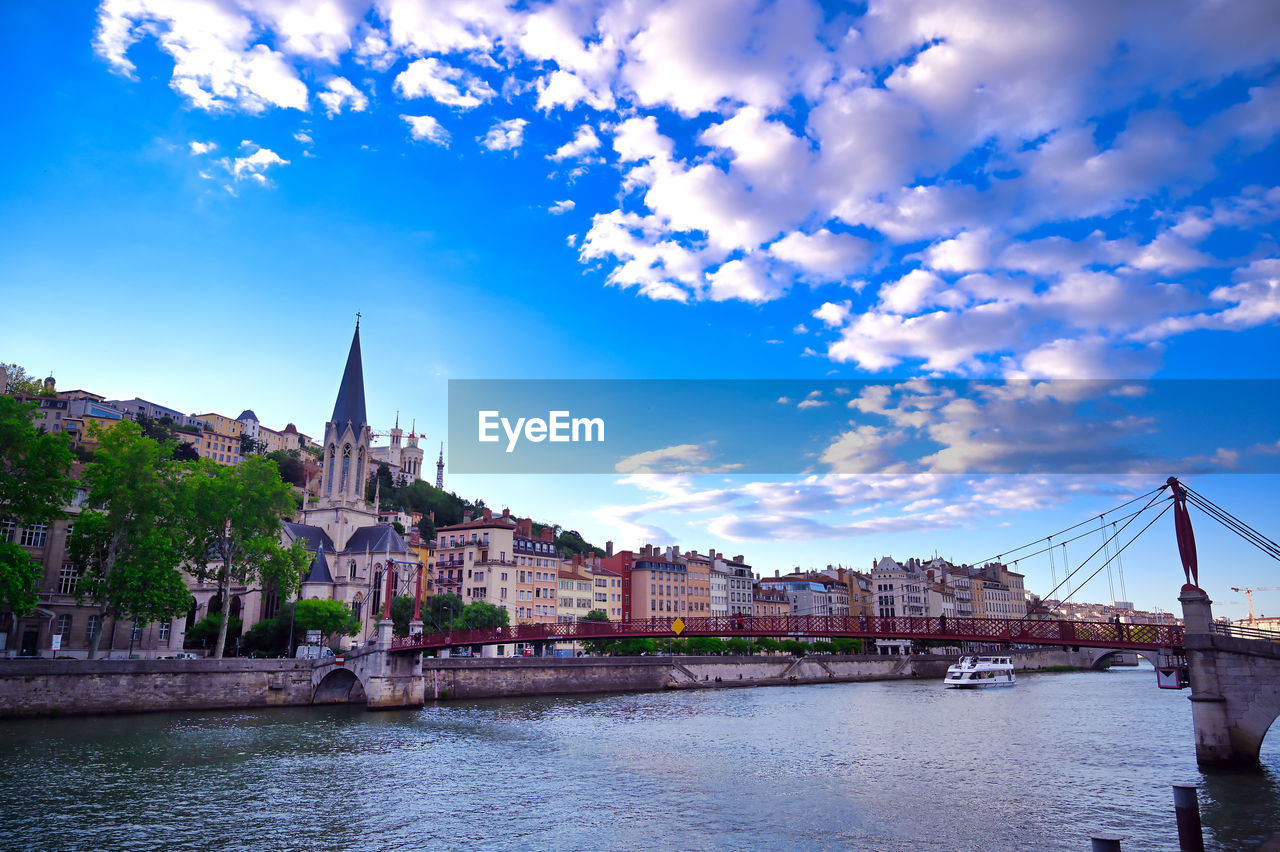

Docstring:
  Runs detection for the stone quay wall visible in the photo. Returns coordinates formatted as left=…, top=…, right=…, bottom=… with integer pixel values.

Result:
left=0, top=658, right=318, bottom=718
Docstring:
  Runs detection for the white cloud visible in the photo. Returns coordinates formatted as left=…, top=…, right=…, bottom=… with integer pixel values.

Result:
left=813, top=301, right=852, bottom=328
left=95, top=0, right=308, bottom=113
left=294, top=130, right=312, bottom=145
left=536, top=69, right=614, bottom=112
left=704, top=258, right=785, bottom=303
left=548, top=124, right=601, bottom=161
left=770, top=229, right=873, bottom=282
left=394, top=57, right=495, bottom=109
left=189, top=141, right=217, bottom=155
left=230, top=146, right=289, bottom=182
left=614, top=443, right=740, bottom=474
left=400, top=114, right=450, bottom=147
left=480, top=118, right=528, bottom=151
left=549, top=199, right=575, bottom=215
left=318, top=76, right=368, bottom=116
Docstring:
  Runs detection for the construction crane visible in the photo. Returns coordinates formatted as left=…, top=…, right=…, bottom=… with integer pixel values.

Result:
left=1229, top=587, right=1280, bottom=626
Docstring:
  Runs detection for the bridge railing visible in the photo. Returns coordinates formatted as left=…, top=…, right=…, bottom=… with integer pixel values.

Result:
left=1212, top=622, right=1280, bottom=643
left=388, top=614, right=1184, bottom=652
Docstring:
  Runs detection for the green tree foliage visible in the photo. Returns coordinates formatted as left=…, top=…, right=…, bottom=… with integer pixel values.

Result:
left=725, top=637, right=752, bottom=655
left=239, top=434, right=267, bottom=457
left=179, top=455, right=311, bottom=658
left=134, top=413, right=177, bottom=443
left=781, top=639, right=810, bottom=656
left=69, top=422, right=193, bottom=658
left=0, top=363, right=44, bottom=396
left=687, top=636, right=727, bottom=655
left=457, top=600, right=509, bottom=630
left=831, top=637, right=862, bottom=654
left=365, top=462, right=395, bottom=507
left=266, top=450, right=306, bottom=487
left=424, top=593, right=463, bottom=632
left=294, top=598, right=359, bottom=643
left=390, top=594, right=415, bottom=637
left=416, top=514, right=436, bottom=541
left=172, top=442, right=199, bottom=462
left=553, top=528, right=605, bottom=558
left=241, top=602, right=299, bottom=657
left=185, top=614, right=242, bottom=649
left=0, top=396, right=76, bottom=621
left=583, top=609, right=609, bottom=622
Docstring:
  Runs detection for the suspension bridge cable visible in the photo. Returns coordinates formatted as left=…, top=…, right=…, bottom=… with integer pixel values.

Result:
left=1102, top=515, right=1116, bottom=603
left=1114, top=521, right=1128, bottom=603
left=1183, top=484, right=1280, bottom=551
left=1034, top=490, right=1171, bottom=607
left=1183, top=487, right=1280, bottom=562
left=1050, top=502, right=1174, bottom=610
left=966, top=484, right=1168, bottom=567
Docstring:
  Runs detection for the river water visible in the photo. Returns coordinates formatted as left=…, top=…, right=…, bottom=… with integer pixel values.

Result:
left=1, top=666, right=1277, bottom=851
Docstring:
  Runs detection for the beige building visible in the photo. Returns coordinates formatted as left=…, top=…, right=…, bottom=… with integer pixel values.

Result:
left=684, top=550, right=713, bottom=617
left=630, top=546, right=688, bottom=621
left=592, top=565, right=623, bottom=620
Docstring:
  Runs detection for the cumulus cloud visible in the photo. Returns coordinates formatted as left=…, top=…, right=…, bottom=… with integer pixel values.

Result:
left=549, top=199, right=575, bottom=215
left=480, top=118, right=528, bottom=151
left=318, top=76, right=368, bottom=116
left=548, top=124, right=601, bottom=161
left=94, top=0, right=1280, bottom=376
left=394, top=57, right=495, bottom=109
left=400, top=114, right=450, bottom=146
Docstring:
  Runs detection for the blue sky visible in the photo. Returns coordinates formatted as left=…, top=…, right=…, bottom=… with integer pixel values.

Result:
left=3, top=1, right=1279, bottom=617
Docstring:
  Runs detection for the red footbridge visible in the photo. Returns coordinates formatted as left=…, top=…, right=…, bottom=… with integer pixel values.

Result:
left=389, top=614, right=1183, bottom=654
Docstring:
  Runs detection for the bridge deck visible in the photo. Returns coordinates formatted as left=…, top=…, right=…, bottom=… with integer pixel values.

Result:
left=389, top=614, right=1182, bottom=653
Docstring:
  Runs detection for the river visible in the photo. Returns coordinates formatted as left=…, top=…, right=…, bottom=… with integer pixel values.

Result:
left=1, top=665, right=1277, bottom=850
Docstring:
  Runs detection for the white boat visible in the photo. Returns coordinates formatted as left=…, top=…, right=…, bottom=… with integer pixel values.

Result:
left=944, top=655, right=1016, bottom=688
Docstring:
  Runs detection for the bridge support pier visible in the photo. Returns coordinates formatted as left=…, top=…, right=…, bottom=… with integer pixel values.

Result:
left=362, top=619, right=425, bottom=711
left=1181, top=587, right=1280, bottom=768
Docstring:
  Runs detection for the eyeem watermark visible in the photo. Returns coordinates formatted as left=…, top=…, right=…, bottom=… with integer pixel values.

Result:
left=478, top=410, right=605, bottom=453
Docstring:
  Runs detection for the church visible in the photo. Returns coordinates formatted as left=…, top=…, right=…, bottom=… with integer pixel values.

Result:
left=280, top=321, right=417, bottom=645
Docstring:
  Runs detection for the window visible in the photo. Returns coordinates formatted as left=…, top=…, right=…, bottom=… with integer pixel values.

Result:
left=158, top=621, right=171, bottom=642
left=56, top=614, right=72, bottom=638
left=86, top=614, right=101, bottom=643
left=57, top=562, right=78, bottom=595
left=20, top=524, right=48, bottom=548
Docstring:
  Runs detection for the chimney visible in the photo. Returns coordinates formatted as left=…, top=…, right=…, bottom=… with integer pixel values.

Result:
left=606, top=540, right=613, bottom=557
left=734, top=555, right=743, bottom=563
left=541, top=526, right=554, bottom=541
left=463, top=509, right=472, bottom=523
left=482, top=508, right=492, bottom=522
left=775, top=569, right=780, bottom=578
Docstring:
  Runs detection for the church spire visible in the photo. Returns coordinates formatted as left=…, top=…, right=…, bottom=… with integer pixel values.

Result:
left=331, top=321, right=367, bottom=428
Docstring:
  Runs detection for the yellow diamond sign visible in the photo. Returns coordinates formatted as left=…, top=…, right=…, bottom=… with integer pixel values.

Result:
left=672, top=618, right=685, bottom=635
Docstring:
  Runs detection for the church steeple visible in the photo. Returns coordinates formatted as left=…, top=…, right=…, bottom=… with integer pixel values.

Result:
left=331, top=322, right=367, bottom=428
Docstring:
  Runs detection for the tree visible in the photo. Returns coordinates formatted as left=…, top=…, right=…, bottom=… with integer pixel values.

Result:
left=416, top=514, right=436, bottom=542
left=0, top=396, right=75, bottom=629
left=583, top=609, right=609, bottom=622
left=424, top=593, right=463, bottom=632
left=1, top=362, right=45, bottom=396
left=266, top=449, right=306, bottom=487
left=185, top=614, right=242, bottom=649
left=179, top=455, right=312, bottom=658
left=172, top=442, right=199, bottom=462
left=134, top=413, right=177, bottom=443
left=239, top=434, right=267, bottom=457
left=68, top=421, right=193, bottom=658
left=294, top=598, right=359, bottom=644
left=457, top=600, right=509, bottom=630
left=366, top=462, right=394, bottom=507
left=390, top=594, right=415, bottom=637
left=241, top=602, right=299, bottom=657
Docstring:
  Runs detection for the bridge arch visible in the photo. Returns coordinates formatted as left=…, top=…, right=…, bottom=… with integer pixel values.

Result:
left=313, top=668, right=368, bottom=705
left=1089, top=648, right=1161, bottom=670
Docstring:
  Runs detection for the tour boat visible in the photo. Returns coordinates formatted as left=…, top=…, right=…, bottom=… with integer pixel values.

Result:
left=944, top=655, right=1016, bottom=688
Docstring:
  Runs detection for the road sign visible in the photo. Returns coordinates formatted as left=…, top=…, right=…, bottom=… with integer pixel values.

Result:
left=672, top=618, right=685, bottom=635
left=51, top=635, right=62, bottom=651
left=305, top=630, right=321, bottom=643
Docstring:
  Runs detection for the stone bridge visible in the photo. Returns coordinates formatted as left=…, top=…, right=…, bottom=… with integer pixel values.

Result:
left=1181, top=588, right=1280, bottom=767
left=312, top=620, right=424, bottom=710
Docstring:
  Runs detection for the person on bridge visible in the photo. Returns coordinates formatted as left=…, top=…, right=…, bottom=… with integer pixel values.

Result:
left=939, top=614, right=948, bottom=633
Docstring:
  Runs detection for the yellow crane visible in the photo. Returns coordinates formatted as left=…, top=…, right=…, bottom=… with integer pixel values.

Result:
left=1229, top=586, right=1280, bottom=626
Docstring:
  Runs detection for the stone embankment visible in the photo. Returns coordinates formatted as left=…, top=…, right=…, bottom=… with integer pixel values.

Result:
left=0, top=647, right=1121, bottom=718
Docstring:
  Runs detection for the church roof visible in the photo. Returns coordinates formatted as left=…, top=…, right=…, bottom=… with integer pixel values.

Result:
left=284, top=521, right=336, bottom=553
left=331, top=324, right=367, bottom=428
left=305, top=546, right=335, bottom=584
left=346, top=524, right=409, bottom=554
left=237, top=409, right=258, bottom=422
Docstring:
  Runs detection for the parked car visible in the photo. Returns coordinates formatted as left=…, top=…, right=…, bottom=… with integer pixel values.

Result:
left=163, top=652, right=199, bottom=660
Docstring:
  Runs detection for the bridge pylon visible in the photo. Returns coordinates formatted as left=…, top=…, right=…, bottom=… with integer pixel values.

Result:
left=1181, top=586, right=1280, bottom=767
